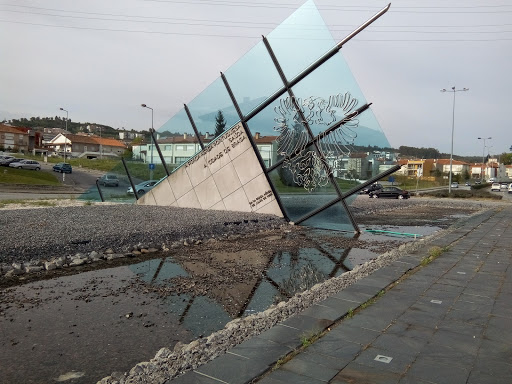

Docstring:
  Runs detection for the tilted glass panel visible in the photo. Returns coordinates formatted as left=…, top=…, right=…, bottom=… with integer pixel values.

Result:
left=291, top=54, right=390, bottom=149
left=300, top=201, right=356, bottom=232
left=246, top=97, right=290, bottom=169
left=84, top=162, right=130, bottom=203
left=266, top=0, right=336, bottom=81
left=316, top=134, right=361, bottom=193
left=122, top=159, right=168, bottom=201
left=186, top=77, right=238, bottom=139
left=268, top=144, right=341, bottom=222
left=157, top=107, right=195, bottom=136
left=154, top=108, right=199, bottom=171
left=223, top=40, right=283, bottom=118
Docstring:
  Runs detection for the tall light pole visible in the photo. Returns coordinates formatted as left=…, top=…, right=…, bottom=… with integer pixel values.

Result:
left=59, top=107, right=69, bottom=162
left=441, top=87, right=469, bottom=193
left=141, top=104, right=154, bottom=180
left=478, top=137, right=491, bottom=182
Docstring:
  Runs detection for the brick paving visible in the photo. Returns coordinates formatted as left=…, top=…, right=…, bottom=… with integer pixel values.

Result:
left=167, top=206, right=512, bottom=384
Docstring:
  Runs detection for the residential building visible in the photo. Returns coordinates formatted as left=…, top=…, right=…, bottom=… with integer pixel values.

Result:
left=118, top=130, right=144, bottom=141
left=432, top=159, right=470, bottom=176
left=405, top=159, right=435, bottom=177
left=132, top=132, right=278, bottom=168
left=46, top=133, right=127, bottom=158
left=0, top=124, right=29, bottom=153
left=505, top=165, right=512, bottom=179
left=471, top=162, right=499, bottom=181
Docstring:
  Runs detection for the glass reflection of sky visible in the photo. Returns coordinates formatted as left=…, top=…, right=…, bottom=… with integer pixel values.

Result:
left=146, top=0, right=393, bottom=233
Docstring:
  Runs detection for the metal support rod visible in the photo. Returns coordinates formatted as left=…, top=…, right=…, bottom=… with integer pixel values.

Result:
left=122, top=157, right=139, bottom=200
left=95, top=179, right=105, bottom=202
left=262, top=35, right=361, bottom=232
left=149, top=128, right=170, bottom=176
left=184, top=104, right=205, bottom=150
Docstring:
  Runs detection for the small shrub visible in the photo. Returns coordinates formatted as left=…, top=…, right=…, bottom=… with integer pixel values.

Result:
left=421, top=246, right=448, bottom=265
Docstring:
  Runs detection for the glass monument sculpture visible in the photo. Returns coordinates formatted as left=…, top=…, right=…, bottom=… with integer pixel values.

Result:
left=134, top=1, right=398, bottom=232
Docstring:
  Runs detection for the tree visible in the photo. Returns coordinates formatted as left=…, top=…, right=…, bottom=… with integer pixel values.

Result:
left=500, top=152, right=512, bottom=165
left=214, top=110, right=226, bottom=138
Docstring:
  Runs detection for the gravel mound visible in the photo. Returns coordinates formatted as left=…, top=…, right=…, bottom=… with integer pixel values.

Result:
left=0, top=205, right=286, bottom=264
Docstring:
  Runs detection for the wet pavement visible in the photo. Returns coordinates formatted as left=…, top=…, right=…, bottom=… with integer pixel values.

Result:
left=168, top=206, right=512, bottom=384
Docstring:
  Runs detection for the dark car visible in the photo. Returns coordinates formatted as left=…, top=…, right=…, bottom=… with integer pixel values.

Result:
left=98, top=174, right=119, bottom=187
left=53, top=162, right=72, bottom=173
left=359, top=183, right=383, bottom=194
left=369, top=186, right=410, bottom=199
left=0, top=157, right=22, bottom=166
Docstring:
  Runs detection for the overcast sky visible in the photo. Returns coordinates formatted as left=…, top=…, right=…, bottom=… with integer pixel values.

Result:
left=1, top=0, right=511, bottom=156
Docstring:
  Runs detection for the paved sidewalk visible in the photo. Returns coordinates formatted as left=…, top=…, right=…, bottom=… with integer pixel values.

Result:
left=168, top=206, right=512, bottom=384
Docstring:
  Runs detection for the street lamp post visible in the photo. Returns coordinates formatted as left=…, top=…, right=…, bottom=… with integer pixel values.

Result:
left=59, top=107, right=69, bottom=162
left=441, top=87, right=469, bottom=193
left=478, top=137, right=491, bottom=182
left=141, top=104, right=154, bottom=180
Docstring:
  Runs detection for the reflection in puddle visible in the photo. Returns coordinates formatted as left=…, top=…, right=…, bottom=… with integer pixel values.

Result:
left=0, top=227, right=441, bottom=383
left=127, top=225, right=442, bottom=338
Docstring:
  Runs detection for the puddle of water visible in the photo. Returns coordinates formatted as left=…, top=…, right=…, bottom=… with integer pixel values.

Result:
left=0, top=227, right=438, bottom=383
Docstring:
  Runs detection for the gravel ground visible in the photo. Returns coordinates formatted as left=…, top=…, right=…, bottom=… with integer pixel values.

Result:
left=0, top=196, right=506, bottom=384
left=0, top=204, right=286, bottom=265
left=0, top=196, right=501, bottom=266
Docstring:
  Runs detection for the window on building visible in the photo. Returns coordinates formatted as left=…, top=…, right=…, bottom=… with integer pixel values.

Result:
left=176, top=145, right=184, bottom=151
left=175, top=157, right=189, bottom=164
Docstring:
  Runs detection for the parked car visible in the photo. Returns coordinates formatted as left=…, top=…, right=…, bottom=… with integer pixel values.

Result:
left=98, top=174, right=119, bottom=187
left=509, top=184, right=512, bottom=194
left=359, top=183, right=383, bottom=194
left=0, top=155, right=14, bottom=162
left=369, top=186, right=410, bottom=199
left=500, top=183, right=508, bottom=190
left=474, top=180, right=482, bottom=184
left=8, top=159, right=40, bottom=170
left=127, top=180, right=158, bottom=196
left=0, top=156, right=19, bottom=166
left=53, top=162, right=72, bottom=173
left=451, top=182, right=459, bottom=188
left=491, top=182, right=501, bottom=192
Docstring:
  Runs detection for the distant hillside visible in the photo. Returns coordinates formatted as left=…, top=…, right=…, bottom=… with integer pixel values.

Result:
left=6, top=116, right=118, bottom=138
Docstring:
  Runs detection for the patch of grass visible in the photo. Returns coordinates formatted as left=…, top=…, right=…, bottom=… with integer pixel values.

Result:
left=0, top=167, right=60, bottom=185
left=347, top=308, right=354, bottom=318
left=300, top=330, right=322, bottom=348
left=421, top=246, right=449, bottom=266
left=420, top=189, right=502, bottom=200
left=31, top=201, right=57, bottom=207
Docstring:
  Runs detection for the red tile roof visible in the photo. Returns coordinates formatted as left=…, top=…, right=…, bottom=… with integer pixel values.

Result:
left=64, top=134, right=126, bottom=148
left=0, top=124, right=28, bottom=135
left=435, top=159, right=469, bottom=165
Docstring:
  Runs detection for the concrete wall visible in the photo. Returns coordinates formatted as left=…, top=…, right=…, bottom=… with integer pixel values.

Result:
left=137, top=123, right=283, bottom=217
